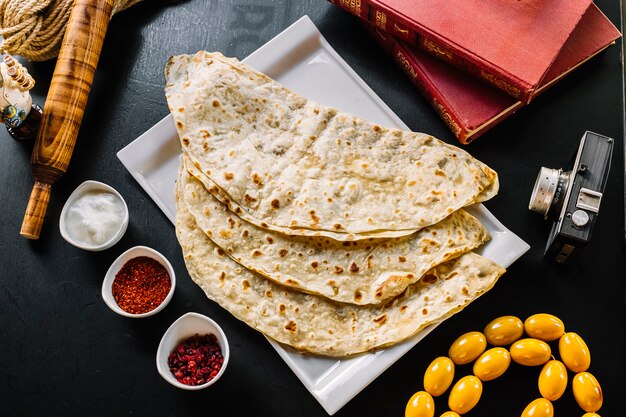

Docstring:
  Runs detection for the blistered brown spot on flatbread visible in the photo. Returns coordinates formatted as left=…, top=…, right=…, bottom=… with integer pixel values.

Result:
left=423, top=274, right=437, bottom=284
left=373, top=314, right=387, bottom=325
left=243, top=194, right=257, bottom=205
left=252, top=173, right=264, bottom=187
left=444, top=269, right=459, bottom=280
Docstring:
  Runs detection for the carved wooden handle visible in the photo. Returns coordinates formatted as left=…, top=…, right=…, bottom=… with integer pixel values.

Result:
left=21, top=0, right=114, bottom=239
left=20, top=181, right=52, bottom=239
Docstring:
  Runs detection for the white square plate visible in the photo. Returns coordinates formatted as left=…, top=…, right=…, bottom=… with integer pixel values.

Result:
left=117, top=16, right=529, bottom=415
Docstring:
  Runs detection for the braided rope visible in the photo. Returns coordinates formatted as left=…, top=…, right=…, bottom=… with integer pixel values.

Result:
left=0, top=0, right=142, bottom=61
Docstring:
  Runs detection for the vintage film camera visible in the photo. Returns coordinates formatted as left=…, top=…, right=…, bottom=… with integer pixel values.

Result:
left=528, top=131, right=614, bottom=264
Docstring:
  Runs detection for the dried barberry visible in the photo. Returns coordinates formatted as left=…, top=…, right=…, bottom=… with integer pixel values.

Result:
left=168, top=334, right=224, bottom=386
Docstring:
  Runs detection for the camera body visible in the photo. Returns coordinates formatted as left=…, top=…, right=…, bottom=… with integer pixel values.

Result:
left=529, top=131, right=614, bottom=264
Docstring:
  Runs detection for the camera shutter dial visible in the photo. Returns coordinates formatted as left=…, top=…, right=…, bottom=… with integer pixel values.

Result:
left=571, top=210, right=590, bottom=228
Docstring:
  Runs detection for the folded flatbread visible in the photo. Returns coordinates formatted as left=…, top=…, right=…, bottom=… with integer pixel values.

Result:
left=166, top=52, right=499, bottom=240
left=180, top=158, right=489, bottom=305
left=184, top=155, right=418, bottom=241
left=176, top=188, right=505, bottom=356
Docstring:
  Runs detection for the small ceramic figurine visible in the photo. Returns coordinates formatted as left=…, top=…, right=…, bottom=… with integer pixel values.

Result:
left=0, top=55, right=42, bottom=140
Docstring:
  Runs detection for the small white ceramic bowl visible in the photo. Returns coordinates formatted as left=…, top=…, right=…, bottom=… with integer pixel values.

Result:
left=101, top=246, right=176, bottom=318
left=156, top=312, right=230, bottom=390
left=59, top=180, right=129, bottom=251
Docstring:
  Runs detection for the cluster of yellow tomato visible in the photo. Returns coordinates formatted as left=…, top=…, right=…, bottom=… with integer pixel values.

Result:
left=405, top=314, right=602, bottom=417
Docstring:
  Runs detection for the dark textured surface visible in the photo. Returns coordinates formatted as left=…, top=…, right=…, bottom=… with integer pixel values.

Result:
left=1, top=1, right=624, bottom=416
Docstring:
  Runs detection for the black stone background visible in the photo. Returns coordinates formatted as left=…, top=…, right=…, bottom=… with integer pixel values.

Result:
left=1, top=1, right=624, bottom=416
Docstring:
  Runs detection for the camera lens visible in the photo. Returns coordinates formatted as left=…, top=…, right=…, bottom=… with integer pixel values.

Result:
left=528, top=167, right=571, bottom=220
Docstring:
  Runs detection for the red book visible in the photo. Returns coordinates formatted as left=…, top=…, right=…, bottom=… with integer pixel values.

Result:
left=366, top=4, right=620, bottom=144
left=329, top=0, right=593, bottom=103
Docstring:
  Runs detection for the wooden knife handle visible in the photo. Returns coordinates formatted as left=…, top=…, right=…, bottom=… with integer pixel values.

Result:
left=21, top=0, right=114, bottom=239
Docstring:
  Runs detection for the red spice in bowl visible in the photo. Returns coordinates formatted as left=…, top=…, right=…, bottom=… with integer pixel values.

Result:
left=168, top=334, right=224, bottom=386
left=112, top=256, right=171, bottom=314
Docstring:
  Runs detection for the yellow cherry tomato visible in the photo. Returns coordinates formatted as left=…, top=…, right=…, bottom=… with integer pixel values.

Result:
left=559, top=332, right=591, bottom=372
left=521, top=398, right=554, bottom=417
left=424, top=356, right=455, bottom=397
left=538, top=360, right=568, bottom=401
left=473, top=347, right=511, bottom=381
left=572, top=372, right=603, bottom=413
left=406, top=391, right=435, bottom=417
left=510, top=338, right=551, bottom=366
left=440, top=413, right=460, bottom=417
left=524, top=314, right=565, bottom=341
left=582, top=414, right=600, bottom=417
left=448, top=375, right=482, bottom=414
left=484, top=316, right=524, bottom=346
left=449, top=332, right=487, bottom=365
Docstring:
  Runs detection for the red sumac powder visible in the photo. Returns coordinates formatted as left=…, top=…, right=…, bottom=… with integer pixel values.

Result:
left=112, top=256, right=171, bottom=314
left=168, top=334, right=224, bottom=386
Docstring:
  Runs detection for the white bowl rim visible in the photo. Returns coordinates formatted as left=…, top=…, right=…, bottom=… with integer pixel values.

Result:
left=59, top=180, right=130, bottom=251
left=156, top=312, right=230, bottom=390
left=101, top=245, right=176, bottom=318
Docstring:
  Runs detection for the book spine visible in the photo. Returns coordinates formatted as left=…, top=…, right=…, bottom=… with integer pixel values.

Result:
left=328, top=0, right=533, bottom=103
left=415, top=36, right=530, bottom=102
left=368, top=27, right=470, bottom=143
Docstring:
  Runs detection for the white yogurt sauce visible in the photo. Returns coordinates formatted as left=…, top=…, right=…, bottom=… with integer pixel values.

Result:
left=64, top=191, right=126, bottom=246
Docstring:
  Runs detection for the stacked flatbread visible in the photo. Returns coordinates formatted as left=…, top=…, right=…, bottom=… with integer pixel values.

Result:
left=167, top=52, right=506, bottom=357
